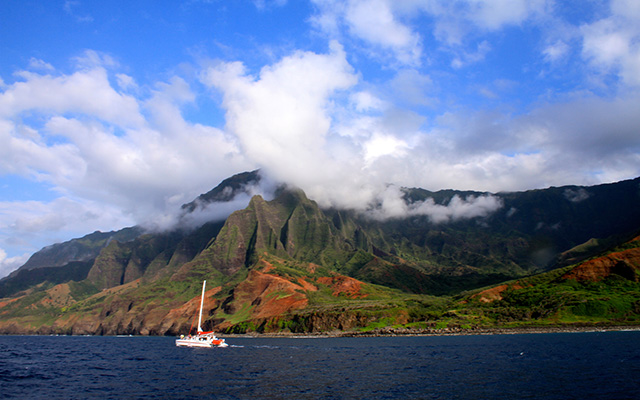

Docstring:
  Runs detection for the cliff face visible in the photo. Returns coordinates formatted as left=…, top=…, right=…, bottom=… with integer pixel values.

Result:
left=0, top=255, right=383, bottom=335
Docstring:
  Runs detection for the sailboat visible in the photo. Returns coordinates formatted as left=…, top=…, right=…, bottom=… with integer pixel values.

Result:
left=175, top=280, right=228, bottom=348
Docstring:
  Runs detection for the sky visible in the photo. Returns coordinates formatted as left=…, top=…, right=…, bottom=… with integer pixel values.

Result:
left=1, top=0, right=640, bottom=278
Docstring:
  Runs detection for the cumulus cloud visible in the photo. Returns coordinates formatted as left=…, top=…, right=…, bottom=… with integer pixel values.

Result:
left=3, top=41, right=639, bottom=268
left=0, top=51, right=253, bottom=270
left=0, top=65, right=145, bottom=127
left=344, top=0, right=422, bottom=65
left=201, top=41, right=358, bottom=200
left=2, top=53, right=247, bottom=202
left=196, top=39, right=640, bottom=215
left=581, top=0, right=640, bottom=86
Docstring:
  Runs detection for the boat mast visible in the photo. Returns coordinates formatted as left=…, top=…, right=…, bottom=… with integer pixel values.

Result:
left=197, top=280, right=206, bottom=333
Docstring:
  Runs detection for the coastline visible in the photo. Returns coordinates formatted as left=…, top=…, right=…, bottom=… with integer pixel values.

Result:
left=2, top=324, right=639, bottom=337
left=221, top=324, right=640, bottom=338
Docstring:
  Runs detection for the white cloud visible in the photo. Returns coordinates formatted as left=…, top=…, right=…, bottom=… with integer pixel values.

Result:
left=388, top=69, right=434, bottom=107
left=366, top=184, right=503, bottom=222
left=344, top=0, right=422, bottom=65
left=363, top=133, right=409, bottom=166
left=201, top=41, right=357, bottom=196
left=39, top=92, right=247, bottom=220
left=116, top=73, right=138, bottom=92
left=451, top=40, right=491, bottom=68
left=543, top=40, right=570, bottom=63
left=0, top=197, right=127, bottom=236
left=156, top=178, right=278, bottom=232
left=611, top=0, right=640, bottom=19
left=0, top=118, right=83, bottom=180
left=421, top=0, right=549, bottom=45
left=72, top=50, right=117, bottom=70
left=0, top=57, right=247, bottom=211
left=0, top=66, right=145, bottom=128
left=198, top=38, right=640, bottom=211
left=463, top=0, right=544, bottom=30
left=410, top=194, right=503, bottom=223
left=28, top=58, right=55, bottom=71
left=0, top=248, right=29, bottom=279
left=311, top=0, right=550, bottom=67
left=0, top=196, right=133, bottom=276
left=4, top=39, right=637, bottom=246
left=583, top=20, right=631, bottom=67
left=350, top=91, right=385, bottom=112
left=581, top=1, right=640, bottom=87
left=309, top=0, right=345, bottom=36
left=311, top=0, right=422, bottom=65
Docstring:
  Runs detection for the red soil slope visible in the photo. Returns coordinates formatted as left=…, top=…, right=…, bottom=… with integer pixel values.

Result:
left=562, top=247, right=640, bottom=282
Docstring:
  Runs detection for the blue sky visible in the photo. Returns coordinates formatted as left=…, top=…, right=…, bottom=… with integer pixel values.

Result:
left=1, top=0, right=640, bottom=277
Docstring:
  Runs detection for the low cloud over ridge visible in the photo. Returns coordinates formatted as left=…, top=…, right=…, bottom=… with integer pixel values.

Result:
left=365, top=184, right=503, bottom=223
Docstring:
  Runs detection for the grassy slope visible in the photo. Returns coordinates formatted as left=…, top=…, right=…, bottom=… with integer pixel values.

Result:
left=428, top=236, right=640, bottom=331
left=221, top=235, right=640, bottom=334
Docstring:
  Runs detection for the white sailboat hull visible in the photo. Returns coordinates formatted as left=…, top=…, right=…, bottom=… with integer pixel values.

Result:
left=176, top=280, right=228, bottom=348
left=175, top=338, right=212, bottom=348
left=175, top=336, right=228, bottom=348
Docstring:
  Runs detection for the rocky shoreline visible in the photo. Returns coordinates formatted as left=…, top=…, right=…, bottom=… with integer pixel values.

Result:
left=2, top=324, right=639, bottom=337
left=221, top=325, right=640, bottom=338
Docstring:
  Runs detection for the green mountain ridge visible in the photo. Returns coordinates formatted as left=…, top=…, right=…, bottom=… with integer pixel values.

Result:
left=1, top=172, right=639, bottom=335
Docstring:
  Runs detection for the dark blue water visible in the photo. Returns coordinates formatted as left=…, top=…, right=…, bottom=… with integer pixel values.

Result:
left=1, top=331, right=640, bottom=399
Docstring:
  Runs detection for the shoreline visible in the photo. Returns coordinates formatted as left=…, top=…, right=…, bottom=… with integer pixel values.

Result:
left=2, top=324, right=639, bottom=338
left=221, top=324, right=640, bottom=338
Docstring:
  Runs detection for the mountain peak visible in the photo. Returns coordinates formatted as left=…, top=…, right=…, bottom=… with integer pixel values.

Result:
left=181, top=169, right=263, bottom=212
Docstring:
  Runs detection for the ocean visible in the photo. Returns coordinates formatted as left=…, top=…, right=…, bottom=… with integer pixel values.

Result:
left=1, top=331, right=639, bottom=399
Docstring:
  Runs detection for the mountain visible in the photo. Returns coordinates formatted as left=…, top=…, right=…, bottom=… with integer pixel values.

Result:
left=0, top=171, right=639, bottom=335
left=454, top=233, right=640, bottom=329
left=180, top=169, right=262, bottom=212
left=0, top=228, right=142, bottom=298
